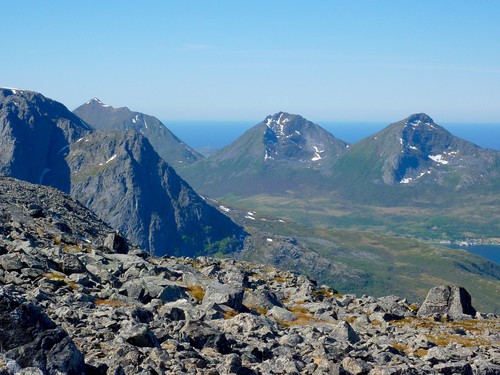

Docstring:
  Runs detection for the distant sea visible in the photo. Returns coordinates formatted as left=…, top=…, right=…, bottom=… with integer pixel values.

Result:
left=166, top=121, right=500, bottom=151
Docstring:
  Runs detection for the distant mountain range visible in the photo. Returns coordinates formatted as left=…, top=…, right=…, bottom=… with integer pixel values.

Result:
left=179, top=112, right=500, bottom=204
left=0, top=88, right=244, bottom=256
left=74, top=98, right=203, bottom=169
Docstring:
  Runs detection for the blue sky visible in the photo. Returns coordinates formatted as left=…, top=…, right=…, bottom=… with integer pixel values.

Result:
left=2, top=1, right=500, bottom=122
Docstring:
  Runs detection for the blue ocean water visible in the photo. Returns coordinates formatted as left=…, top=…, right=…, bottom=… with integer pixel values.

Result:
left=166, top=120, right=500, bottom=150
left=445, top=245, right=500, bottom=264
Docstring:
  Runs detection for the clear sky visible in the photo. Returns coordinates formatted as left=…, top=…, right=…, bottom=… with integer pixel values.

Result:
left=2, top=1, right=500, bottom=122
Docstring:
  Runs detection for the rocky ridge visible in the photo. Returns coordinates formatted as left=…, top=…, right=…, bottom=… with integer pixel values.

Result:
left=73, top=98, right=203, bottom=169
left=1, top=177, right=498, bottom=374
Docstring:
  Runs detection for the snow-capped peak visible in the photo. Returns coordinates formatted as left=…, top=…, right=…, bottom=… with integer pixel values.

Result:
left=86, top=98, right=111, bottom=108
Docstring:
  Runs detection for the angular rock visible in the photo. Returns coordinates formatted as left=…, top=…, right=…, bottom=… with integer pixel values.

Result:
left=0, top=287, right=85, bottom=374
left=202, top=281, right=244, bottom=310
left=417, top=285, right=477, bottom=320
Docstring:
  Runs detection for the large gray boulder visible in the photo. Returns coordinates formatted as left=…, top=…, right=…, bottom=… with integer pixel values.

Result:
left=0, top=287, right=85, bottom=374
left=417, top=285, right=477, bottom=320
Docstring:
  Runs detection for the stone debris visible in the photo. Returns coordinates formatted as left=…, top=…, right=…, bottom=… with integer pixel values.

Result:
left=0, top=177, right=498, bottom=374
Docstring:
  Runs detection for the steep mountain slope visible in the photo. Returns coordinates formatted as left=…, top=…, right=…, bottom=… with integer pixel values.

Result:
left=0, top=88, right=244, bottom=257
left=0, top=88, right=92, bottom=193
left=329, top=113, right=500, bottom=203
left=67, top=130, right=245, bottom=256
left=180, top=112, right=349, bottom=197
left=74, top=98, right=203, bottom=168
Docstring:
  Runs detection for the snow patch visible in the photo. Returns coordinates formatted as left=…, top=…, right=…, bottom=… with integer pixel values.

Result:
left=266, top=238, right=273, bottom=242
left=399, top=138, right=403, bottom=145
left=295, top=131, right=300, bottom=135
left=429, top=154, right=449, bottom=165
left=105, top=154, right=117, bottom=164
left=409, top=146, right=418, bottom=150
left=244, top=215, right=256, bottom=220
left=219, top=205, right=230, bottom=213
left=400, top=177, right=412, bottom=184
left=311, top=146, right=324, bottom=161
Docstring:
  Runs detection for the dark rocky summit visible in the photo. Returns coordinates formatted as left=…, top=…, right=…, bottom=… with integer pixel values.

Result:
left=73, top=98, right=203, bottom=169
left=0, top=88, right=92, bottom=193
left=0, top=177, right=498, bottom=374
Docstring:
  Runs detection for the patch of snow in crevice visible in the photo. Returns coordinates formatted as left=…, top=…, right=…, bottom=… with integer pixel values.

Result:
left=75, top=138, right=83, bottom=144
left=409, top=145, right=418, bottom=150
left=278, top=219, right=285, bottom=223
left=429, top=154, right=449, bottom=164
left=399, top=138, right=403, bottom=145
left=144, top=118, right=148, bottom=129
left=266, top=238, right=273, bottom=242
left=400, top=177, right=412, bottom=184
left=105, top=154, right=117, bottom=164
left=39, top=168, right=51, bottom=184
left=311, top=146, right=324, bottom=161
left=295, top=130, right=300, bottom=135
left=244, top=215, right=256, bottom=220
left=219, top=205, right=230, bottom=213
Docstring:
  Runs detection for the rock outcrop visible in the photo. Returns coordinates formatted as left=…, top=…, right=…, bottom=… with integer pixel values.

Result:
left=0, top=177, right=498, bottom=374
left=417, top=284, right=477, bottom=320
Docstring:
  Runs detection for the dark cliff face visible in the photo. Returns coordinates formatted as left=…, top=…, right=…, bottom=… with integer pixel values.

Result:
left=66, top=130, right=245, bottom=256
left=0, top=88, right=92, bottom=193
left=73, top=99, right=203, bottom=169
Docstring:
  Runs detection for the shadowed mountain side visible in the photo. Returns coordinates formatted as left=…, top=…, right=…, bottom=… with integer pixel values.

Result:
left=67, top=130, right=245, bottom=256
left=0, top=88, right=92, bottom=193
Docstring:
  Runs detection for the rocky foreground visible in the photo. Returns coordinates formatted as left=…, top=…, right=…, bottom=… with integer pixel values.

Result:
left=0, top=177, right=499, bottom=374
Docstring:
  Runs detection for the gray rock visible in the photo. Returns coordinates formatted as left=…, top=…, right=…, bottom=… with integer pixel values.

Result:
left=0, top=287, right=85, bottom=374
left=242, top=289, right=283, bottom=311
left=334, top=320, right=360, bottom=344
left=119, top=321, right=159, bottom=348
left=0, top=254, right=23, bottom=271
left=104, top=232, right=129, bottom=254
left=417, top=285, right=477, bottom=320
left=433, top=360, right=473, bottom=375
left=266, top=306, right=296, bottom=322
left=202, top=281, right=244, bottom=310
left=341, top=357, right=371, bottom=374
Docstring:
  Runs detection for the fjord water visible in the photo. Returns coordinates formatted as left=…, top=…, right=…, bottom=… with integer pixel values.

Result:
left=444, top=245, right=500, bottom=264
left=167, top=121, right=500, bottom=150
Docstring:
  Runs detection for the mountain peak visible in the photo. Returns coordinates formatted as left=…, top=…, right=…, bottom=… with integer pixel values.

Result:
left=85, top=97, right=112, bottom=108
left=404, top=113, right=435, bottom=127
